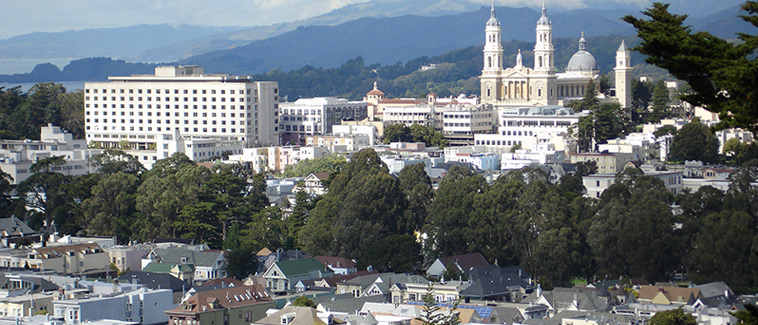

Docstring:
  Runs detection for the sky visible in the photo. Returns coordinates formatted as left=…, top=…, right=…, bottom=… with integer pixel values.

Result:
left=0, top=0, right=730, bottom=40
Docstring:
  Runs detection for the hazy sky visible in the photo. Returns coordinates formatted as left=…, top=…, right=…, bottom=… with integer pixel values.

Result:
left=0, top=0, right=718, bottom=40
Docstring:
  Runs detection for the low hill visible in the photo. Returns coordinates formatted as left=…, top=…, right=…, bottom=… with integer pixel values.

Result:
left=181, top=6, right=635, bottom=75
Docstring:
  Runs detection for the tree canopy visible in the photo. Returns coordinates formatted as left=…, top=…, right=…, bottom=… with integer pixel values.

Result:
left=623, top=2, right=758, bottom=133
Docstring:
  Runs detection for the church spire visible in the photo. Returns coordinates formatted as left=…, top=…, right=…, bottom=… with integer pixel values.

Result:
left=486, top=0, right=500, bottom=26
left=537, top=0, right=551, bottom=25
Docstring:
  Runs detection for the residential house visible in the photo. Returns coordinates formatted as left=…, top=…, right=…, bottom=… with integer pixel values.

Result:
left=142, top=262, right=195, bottom=283
left=335, top=273, right=426, bottom=299
left=106, top=246, right=148, bottom=272
left=54, top=288, right=175, bottom=324
left=313, top=256, right=355, bottom=275
left=694, top=282, right=735, bottom=309
left=116, top=271, right=192, bottom=304
left=461, top=265, right=535, bottom=302
left=24, top=243, right=110, bottom=275
left=0, top=217, right=39, bottom=248
left=143, top=247, right=227, bottom=284
left=165, top=285, right=275, bottom=325
left=302, top=173, right=331, bottom=197
left=262, top=258, right=332, bottom=294
left=523, top=287, right=610, bottom=318
left=425, top=253, right=490, bottom=278
left=390, top=280, right=466, bottom=304
left=254, top=305, right=334, bottom=325
left=637, top=285, right=701, bottom=306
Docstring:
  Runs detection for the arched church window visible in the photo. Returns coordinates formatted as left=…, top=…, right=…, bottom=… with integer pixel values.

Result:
left=538, top=88, right=542, bottom=97
left=488, top=57, right=492, bottom=68
left=539, top=56, right=543, bottom=68
left=487, top=88, right=491, bottom=98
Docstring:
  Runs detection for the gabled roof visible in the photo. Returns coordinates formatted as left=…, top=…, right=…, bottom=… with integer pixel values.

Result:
left=143, top=262, right=195, bottom=273
left=257, top=247, right=273, bottom=256
left=695, top=281, right=732, bottom=299
left=254, top=305, right=326, bottom=325
left=314, top=256, right=355, bottom=270
left=116, top=270, right=191, bottom=292
left=275, top=258, right=327, bottom=277
left=461, top=274, right=531, bottom=297
left=308, top=172, right=331, bottom=181
left=316, top=270, right=377, bottom=287
left=525, top=287, right=608, bottom=312
left=0, top=217, right=36, bottom=236
left=438, top=253, right=489, bottom=272
left=638, top=285, right=701, bottom=304
left=168, top=285, right=272, bottom=315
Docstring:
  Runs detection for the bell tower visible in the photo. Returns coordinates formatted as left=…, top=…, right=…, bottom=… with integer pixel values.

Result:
left=481, top=1, right=503, bottom=104
left=615, top=40, right=633, bottom=108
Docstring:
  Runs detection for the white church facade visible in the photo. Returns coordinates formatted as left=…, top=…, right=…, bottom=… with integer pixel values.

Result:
left=479, top=1, right=632, bottom=109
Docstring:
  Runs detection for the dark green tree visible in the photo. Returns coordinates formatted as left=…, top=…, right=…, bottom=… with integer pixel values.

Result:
left=648, top=80, right=671, bottom=123
left=425, top=166, right=487, bottom=259
left=225, top=243, right=259, bottom=280
left=669, top=119, right=719, bottom=163
left=623, top=2, right=758, bottom=133
left=357, top=233, right=422, bottom=273
left=383, top=124, right=412, bottom=143
left=82, top=172, right=140, bottom=242
left=398, top=163, right=433, bottom=233
left=89, top=149, right=145, bottom=175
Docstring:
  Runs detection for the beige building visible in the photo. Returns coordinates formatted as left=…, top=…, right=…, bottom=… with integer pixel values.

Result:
left=569, top=152, right=634, bottom=174
left=17, top=243, right=109, bottom=275
left=480, top=3, right=631, bottom=109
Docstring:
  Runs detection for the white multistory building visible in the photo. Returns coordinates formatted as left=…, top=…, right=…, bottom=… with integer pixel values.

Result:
left=279, top=97, right=367, bottom=145
left=0, top=125, right=97, bottom=184
left=84, top=65, right=280, bottom=168
left=474, top=106, right=585, bottom=150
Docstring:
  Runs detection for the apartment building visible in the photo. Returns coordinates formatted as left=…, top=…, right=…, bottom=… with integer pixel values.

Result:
left=474, top=106, right=584, bottom=150
left=84, top=65, right=279, bottom=168
left=279, top=97, right=367, bottom=145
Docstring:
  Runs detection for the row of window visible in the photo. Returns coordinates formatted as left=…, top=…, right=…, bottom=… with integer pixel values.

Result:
left=86, top=96, right=247, bottom=103
left=88, top=111, right=243, bottom=118
left=87, top=103, right=250, bottom=110
left=475, top=139, right=523, bottom=146
left=87, top=118, right=244, bottom=126
left=87, top=88, right=251, bottom=95
left=87, top=126, right=247, bottom=133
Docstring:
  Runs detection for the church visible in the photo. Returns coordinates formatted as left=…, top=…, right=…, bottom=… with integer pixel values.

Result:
left=479, top=1, right=632, bottom=109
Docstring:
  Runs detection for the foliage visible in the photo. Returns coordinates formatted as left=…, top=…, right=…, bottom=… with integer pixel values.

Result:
left=417, top=284, right=461, bottom=325
left=623, top=2, right=758, bottom=133
left=89, top=149, right=145, bottom=175
left=669, top=119, right=720, bottom=163
left=649, top=308, right=697, bottom=325
left=357, top=234, right=422, bottom=273
left=648, top=80, right=671, bottom=123
left=732, top=304, right=758, bottom=325
left=292, top=296, right=317, bottom=308
left=281, top=153, right=346, bottom=178
left=653, top=125, right=678, bottom=138
left=383, top=124, right=447, bottom=147
left=225, top=244, right=259, bottom=280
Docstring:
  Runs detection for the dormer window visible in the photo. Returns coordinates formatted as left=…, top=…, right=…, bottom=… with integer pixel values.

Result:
left=181, top=257, right=188, bottom=264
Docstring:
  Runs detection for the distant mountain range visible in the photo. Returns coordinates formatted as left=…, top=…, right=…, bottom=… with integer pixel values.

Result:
left=0, top=24, right=244, bottom=61
left=0, top=0, right=752, bottom=82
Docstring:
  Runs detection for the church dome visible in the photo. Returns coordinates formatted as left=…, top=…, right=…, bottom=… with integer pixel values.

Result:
left=567, top=51, right=597, bottom=72
left=537, top=2, right=551, bottom=25
left=566, top=33, right=597, bottom=72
